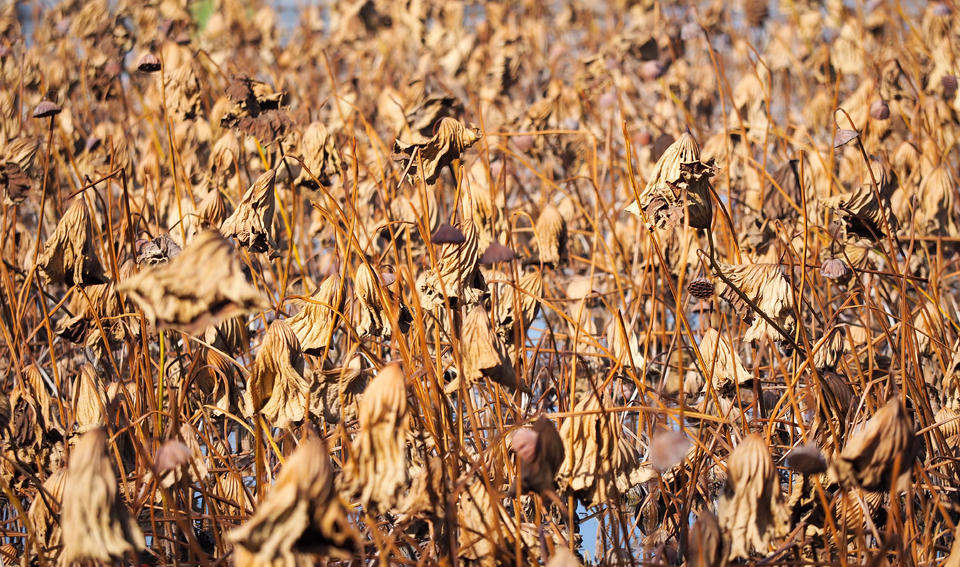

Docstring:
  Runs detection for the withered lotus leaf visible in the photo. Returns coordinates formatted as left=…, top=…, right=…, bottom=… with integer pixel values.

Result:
left=243, top=320, right=312, bottom=428
left=59, top=428, right=144, bottom=564
left=393, top=116, right=481, bottom=184
left=353, top=264, right=391, bottom=338
left=491, top=270, right=543, bottom=345
left=37, top=196, right=107, bottom=286
left=831, top=398, right=916, bottom=490
left=296, top=122, right=342, bottom=186
left=699, top=328, right=754, bottom=392
left=220, top=169, right=278, bottom=253
left=228, top=435, right=361, bottom=563
left=688, top=510, right=724, bottom=567
left=713, top=262, right=796, bottom=343
left=27, top=467, right=66, bottom=551
left=347, top=362, right=410, bottom=513
left=718, top=434, right=790, bottom=560
left=416, top=220, right=483, bottom=309
left=453, top=305, right=518, bottom=391
left=626, top=132, right=714, bottom=229
left=288, top=274, right=345, bottom=355
left=535, top=203, right=567, bottom=265
left=119, top=230, right=267, bottom=333
left=74, top=364, right=107, bottom=432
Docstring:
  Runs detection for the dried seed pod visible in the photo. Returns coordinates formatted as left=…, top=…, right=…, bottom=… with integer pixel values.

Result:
left=535, top=203, right=567, bottom=265
left=699, top=328, right=754, bottom=392
left=626, top=132, right=714, bottom=230
left=288, top=274, right=345, bottom=355
left=135, top=233, right=181, bottom=265
left=354, top=264, right=391, bottom=338
left=452, top=305, right=519, bottom=391
left=36, top=197, right=107, bottom=286
left=688, top=510, right=724, bottom=567
left=243, top=320, right=312, bottom=428
left=120, top=230, right=267, bottom=333
left=688, top=277, right=715, bottom=299
left=509, top=416, right=565, bottom=495
left=136, top=52, right=161, bottom=73
left=393, top=116, right=482, bottom=184
left=32, top=100, right=61, bottom=118
left=228, top=435, right=361, bottom=563
left=718, top=434, right=790, bottom=560
left=416, top=221, right=484, bottom=309
left=785, top=445, right=827, bottom=475
left=649, top=429, right=692, bottom=473
left=870, top=99, right=890, bottom=120
left=347, top=363, right=410, bottom=513
left=831, top=398, right=915, bottom=490
left=479, top=241, right=517, bottom=264
left=220, top=169, right=278, bottom=253
left=59, top=428, right=144, bottom=564
left=820, top=257, right=849, bottom=280
left=713, top=262, right=796, bottom=343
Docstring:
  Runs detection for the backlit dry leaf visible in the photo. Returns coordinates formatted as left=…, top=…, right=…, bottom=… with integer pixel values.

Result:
left=228, top=435, right=361, bottom=564
left=393, top=116, right=481, bottom=184
left=536, top=203, right=567, bottom=265
left=243, top=320, right=312, bottom=428
left=416, top=220, right=484, bottom=309
left=451, top=305, right=519, bottom=392
left=699, top=328, right=754, bottom=392
left=688, top=510, right=724, bottom=567
left=713, top=262, right=796, bottom=343
left=120, top=230, right=267, bottom=333
left=60, top=428, right=144, bottom=564
left=831, top=398, right=916, bottom=490
left=288, top=274, right=345, bottom=355
left=220, top=169, right=278, bottom=253
left=718, top=434, right=789, bottom=560
left=37, top=197, right=106, bottom=286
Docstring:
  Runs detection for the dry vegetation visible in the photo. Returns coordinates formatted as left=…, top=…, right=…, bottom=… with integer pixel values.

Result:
left=3, top=0, right=960, bottom=565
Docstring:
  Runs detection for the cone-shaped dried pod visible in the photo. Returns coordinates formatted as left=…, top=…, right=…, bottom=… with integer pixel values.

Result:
left=354, top=264, right=391, bottom=338
left=713, top=262, right=796, bottom=343
left=813, top=325, right=847, bottom=371
left=197, top=188, right=228, bottom=228
left=535, top=203, right=567, bottom=265
left=718, top=434, right=790, bottom=560
left=348, top=363, right=410, bottom=513
left=916, top=163, right=957, bottom=235
left=689, top=510, right=724, bottom=567
left=491, top=270, right=543, bottom=345
left=220, top=169, right=277, bottom=253
left=74, top=364, right=106, bottom=432
left=626, top=132, right=714, bottom=229
left=699, top=328, right=754, bottom=393
left=120, top=230, right=267, bottom=333
left=59, top=428, right=144, bottom=564
left=455, top=305, right=518, bottom=391
left=508, top=415, right=565, bottom=495
left=393, top=116, right=482, bottom=184
left=228, top=435, right=361, bottom=563
left=164, top=60, right=202, bottom=120
left=297, top=122, right=342, bottom=186
left=415, top=221, right=483, bottom=309
left=288, top=275, right=345, bottom=355
left=28, top=467, right=66, bottom=551
left=244, top=320, right=312, bottom=428
left=831, top=398, right=916, bottom=490
left=36, top=197, right=106, bottom=286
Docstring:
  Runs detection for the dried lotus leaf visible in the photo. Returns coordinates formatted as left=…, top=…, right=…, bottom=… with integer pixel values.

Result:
left=535, top=203, right=567, bottom=265
left=296, top=122, right=342, bottom=186
left=59, top=428, right=144, bottom=564
left=354, top=264, right=391, bottom=338
left=220, top=169, right=278, bottom=253
left=713, top=262, right=796, bottom=343
left=454, top=305, right=518, bottom=391
left=288, top=275, right=344, bottom=355
left=718, top=434, right=790, bottom=560
left=831, top=398, right=916, bottom=490
left=37, top=196, right=107, bottom=286
left=228, top=435, right=361, bottom=563
left=393, top=116, right=481, bottom=184
left=119, top=230, right=267, bottom=333
left=74, top=364, right=107, bottom=432
left=699, top=328, right=753, bottom=392
left=28, top=467, right=66, bottom=551
left=164, top=60, right=203, bottom=120
left=244, top=320, right=312, bottom=428
left=416, top=221, right=484, bottom=309
left=347, top=363, right=410, bottom=512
